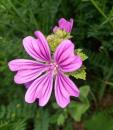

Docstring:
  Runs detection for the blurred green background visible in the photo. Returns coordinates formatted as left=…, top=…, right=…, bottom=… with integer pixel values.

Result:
left=0, top=0, right=113, bottom=130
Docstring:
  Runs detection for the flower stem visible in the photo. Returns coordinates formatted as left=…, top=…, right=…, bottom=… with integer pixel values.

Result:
left=90, top=0, right=113, bottom=27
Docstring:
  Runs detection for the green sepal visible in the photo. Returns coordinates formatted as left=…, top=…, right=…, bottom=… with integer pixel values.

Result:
left=76, top=49, right=88, bottom=61
left=47, top=29, right=72, bottom=52
left=69, top=66, right=86, bottom=80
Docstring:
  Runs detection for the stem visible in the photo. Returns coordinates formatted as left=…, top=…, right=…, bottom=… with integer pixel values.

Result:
left=90, top=89, right=98, bottom=108
left=90, top=0, right=113, bottom=27
left=7, top=0, right=27, bottom=25
left=8, top=0, right=21, bottom=18
left=104, top=81, right=113, bottom=87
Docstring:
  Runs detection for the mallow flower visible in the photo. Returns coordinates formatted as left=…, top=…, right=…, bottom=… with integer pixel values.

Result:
left=53, top=18, right=73, bottom=33
left=8, top=31, right=82, bottom=108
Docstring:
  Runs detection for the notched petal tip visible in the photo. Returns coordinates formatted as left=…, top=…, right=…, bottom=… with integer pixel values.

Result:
left=39, top=100, right=47, bottom=107
left=8, top=59, right=20, bottom=71
left=8, top=61, right=14, bottom=71
left=24, top=72, right=53, bottom=106
left=55, top=72, right=80, bottom=108
left=59, top=101, right=70, bottom=108
left=25, top=94, right=35, bottom=104
left=75, top=89, right=80, bottom=97
left=25, top=81, right=36, bottom=104
left=14, top=74, right=21, bottom=84
left=23, top=36, right=33, bottom=45
left=34, top=31, right=46, bottom=40
left=34, top=31, right=51, bottom=62
left=34, top=31, right=40, bottom=38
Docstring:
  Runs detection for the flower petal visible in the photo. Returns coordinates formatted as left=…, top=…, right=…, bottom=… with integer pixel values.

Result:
left=24, top=80, right=34, bottom=89
left=53, top=26, right=59, bottom=33
left=54, top=40, right=82, bottom=72
left=34, top=31, right=51, bottom=61
left=59, top=55, right=82, bottom=72
left=23, top=33, right=51, bottom=62
left=39, top=72, right=53, bottom=106
left=8, top=59, right=46, bottom=71
left=14, top=63, right=49, bottom=84
left=58, top=18, right=73, bottom=33
left=25, top=72, right=53, bottom=106
left=55, top=72, right=80, bottom=108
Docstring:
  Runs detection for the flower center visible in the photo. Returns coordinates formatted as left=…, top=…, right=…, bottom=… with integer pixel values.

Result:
left=49, top=62, right=59, bottom=75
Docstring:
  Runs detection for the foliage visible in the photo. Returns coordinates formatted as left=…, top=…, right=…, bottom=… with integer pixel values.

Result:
left=85, top=109, right=113, bottom=130
left=76, top=49, right=88, bottom=61
left=70, top=66, right=86, bottom=80
left=68, top=86, right=90, bottom=121
left=47, top=29, right=71, bottom=52
left=0, top=0, right=113, bottom=130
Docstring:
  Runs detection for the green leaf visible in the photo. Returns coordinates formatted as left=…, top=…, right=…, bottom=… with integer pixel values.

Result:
left=34, top=109, right=49, bottom=130
left=68, top=86, right=90, bottom=122
left=80, top=85, right=90, bottom=99
left=76, top=49, right=88, bottom=61
left=69, top=102, right=89, bottom=122
left=85, top=111, right=113, bottom=130
left=69, top=66, right=86, bottom=80
left=57, top=114, right=65, bottom=126
left=12, top=120, right=26, bottom=130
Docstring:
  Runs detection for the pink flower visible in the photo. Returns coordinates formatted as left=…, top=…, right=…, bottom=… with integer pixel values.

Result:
left=8, top=31, right=82, bottom=108
left=53, top=18, right=73, bottom=33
